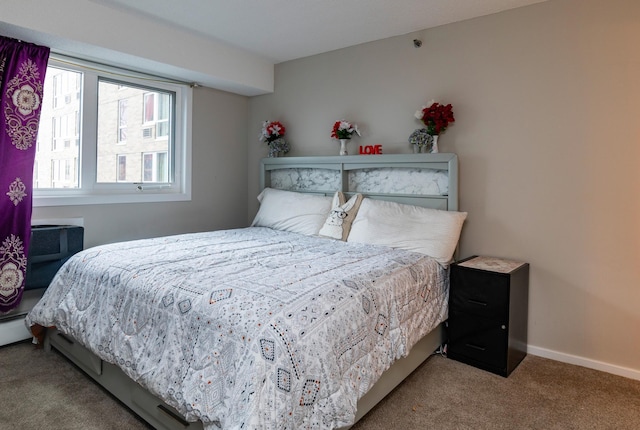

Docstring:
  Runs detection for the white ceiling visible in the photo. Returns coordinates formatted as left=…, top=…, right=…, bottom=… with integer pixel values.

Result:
left=91, top=0, right=548, bottom=64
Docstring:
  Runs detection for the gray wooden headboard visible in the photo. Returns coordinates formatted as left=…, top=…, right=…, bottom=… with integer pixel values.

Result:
left=260, top=153, right=459, bottom=211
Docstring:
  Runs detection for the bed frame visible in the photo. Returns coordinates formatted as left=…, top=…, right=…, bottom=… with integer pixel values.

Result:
left=44, top=153, right=459, bottom=430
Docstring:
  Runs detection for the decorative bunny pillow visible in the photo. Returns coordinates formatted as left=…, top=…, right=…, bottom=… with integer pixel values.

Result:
left=318, top=191, right=364, bottom=241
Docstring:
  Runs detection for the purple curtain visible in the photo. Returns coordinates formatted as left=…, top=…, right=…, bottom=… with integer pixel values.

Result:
left=0, top=37, right=50, bottom=313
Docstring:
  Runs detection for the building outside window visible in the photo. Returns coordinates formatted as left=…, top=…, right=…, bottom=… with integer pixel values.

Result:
left=96, top=81, right=171, bottom=184
left=39, top=68, right=81, bottom=187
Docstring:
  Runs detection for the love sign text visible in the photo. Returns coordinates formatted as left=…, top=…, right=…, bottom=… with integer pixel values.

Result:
left=359, top=145, right=383, bottom=155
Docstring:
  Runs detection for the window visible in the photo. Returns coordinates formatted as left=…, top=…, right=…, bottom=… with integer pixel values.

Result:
left=117, top=155, right=127, bottom=182
left=118, top=99, right=127, bottom=143
left=143, top=92, right=170, bottom=138
left=142, top=152, right=168, bottom=182
left=156, top=93, right=170, bottom=138
left=50, top=158, right=76, bottom=188
left=34, top=161, right=39, bottom=188
left=34, top=56, right=192, bottom=206
left=52, top=71, right=79, bottom=109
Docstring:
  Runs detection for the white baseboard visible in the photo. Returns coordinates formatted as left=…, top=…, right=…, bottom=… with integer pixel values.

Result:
left=0, top=289, right=45, bottom=347
left=528, top=345, right=640, bottom=381
left=0, top=317, right=32, bottom=346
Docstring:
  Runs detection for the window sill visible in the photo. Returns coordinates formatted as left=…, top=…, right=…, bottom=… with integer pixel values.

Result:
left=33, top=190, right=191, bottom=207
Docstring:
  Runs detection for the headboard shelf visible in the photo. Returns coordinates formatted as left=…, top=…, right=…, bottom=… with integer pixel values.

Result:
left=260, top=153, right=459, bottom=211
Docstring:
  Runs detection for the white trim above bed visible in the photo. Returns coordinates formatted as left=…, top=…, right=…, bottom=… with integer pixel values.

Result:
left=260, top=153, right=459, bottom=211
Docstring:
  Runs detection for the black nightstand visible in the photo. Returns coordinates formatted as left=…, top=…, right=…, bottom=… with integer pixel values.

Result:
left=448, top=255, right=529, bottom=377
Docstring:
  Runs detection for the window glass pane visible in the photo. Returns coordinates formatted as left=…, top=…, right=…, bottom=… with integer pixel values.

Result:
left=143, top=153, right=153, bottom=182
left=156, top=120, right=169, bottom=138
left=117, top=155, right=127, bottom=181
left=98, top=81, right=173, bottom=183
left=141, top=152, right=168, bottom=182
left=157, top=152, right=167, bottom=182
left=144, top=93, right=155, bottom=123
left=118, top=99, right=127, bottom=142
left=35, top=67, right=82, bottom=189
left=156, top=93, right=170, bottom=137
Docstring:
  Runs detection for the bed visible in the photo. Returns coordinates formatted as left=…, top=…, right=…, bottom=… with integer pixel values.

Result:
left=26, top=153, right=465, bottom=430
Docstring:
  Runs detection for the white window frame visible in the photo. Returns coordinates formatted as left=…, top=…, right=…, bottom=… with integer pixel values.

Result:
left=34, top=56, right=192, bottom=207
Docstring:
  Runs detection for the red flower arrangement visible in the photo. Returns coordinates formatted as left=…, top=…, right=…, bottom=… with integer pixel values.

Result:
left=259, top=120, right=290, bottom=157
left=259, top=120, right=286, bottom=143
left=415, top=101, right=455, bottom=135
left=330, top=120, right=360, bottom=140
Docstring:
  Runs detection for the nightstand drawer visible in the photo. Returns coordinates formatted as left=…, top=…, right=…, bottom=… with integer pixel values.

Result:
left=448, top=312, right=507, bottom=370
left=450, top=268, right=509, bottom=319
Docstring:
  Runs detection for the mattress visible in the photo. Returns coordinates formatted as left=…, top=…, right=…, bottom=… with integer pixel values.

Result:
left=26, top=227, right=448, bottom=429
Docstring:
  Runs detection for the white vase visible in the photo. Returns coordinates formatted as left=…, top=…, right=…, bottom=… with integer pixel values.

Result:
left=339, top=139, right=349, bottom=156
left=431, top=135, right=439, bottom=153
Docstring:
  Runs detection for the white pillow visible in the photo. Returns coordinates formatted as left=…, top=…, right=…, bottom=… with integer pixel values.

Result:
left=347, top=198, right=467, bottom=266
left=318, top=192, right=364, bottom=241
left=251, top=188, right=333, bottom=235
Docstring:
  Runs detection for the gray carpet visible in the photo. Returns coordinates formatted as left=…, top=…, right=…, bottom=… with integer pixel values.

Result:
left=1, top=340, right=639, bottom=429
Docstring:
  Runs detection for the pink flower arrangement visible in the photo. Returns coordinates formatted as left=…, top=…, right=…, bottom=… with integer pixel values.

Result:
left=259, top=120, right=286, bottom=143
left=415, top=101, right=455, bottom=135
left=331, top=120, right=361, bottom=140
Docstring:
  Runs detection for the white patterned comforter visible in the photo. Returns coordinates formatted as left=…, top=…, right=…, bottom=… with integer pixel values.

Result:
left=26, top=227, right=448, bottom=430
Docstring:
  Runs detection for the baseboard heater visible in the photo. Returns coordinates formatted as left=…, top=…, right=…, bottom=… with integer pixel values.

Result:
left=0, top=225, right=84, bottom=346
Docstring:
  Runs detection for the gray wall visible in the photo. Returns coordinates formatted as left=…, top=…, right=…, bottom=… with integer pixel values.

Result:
left=249, top=0, right=640, bottom=375
left=34, top=86, right=249, bottom=248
